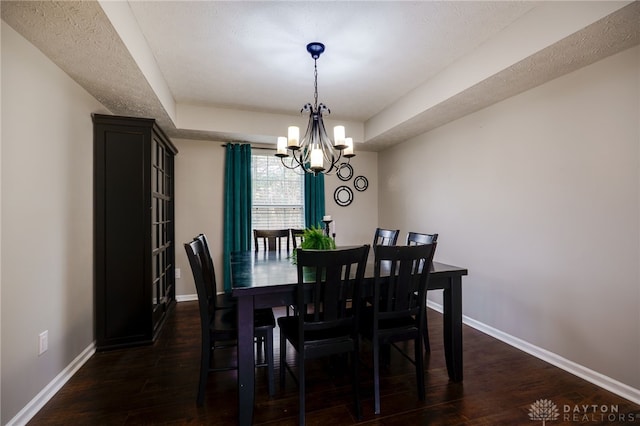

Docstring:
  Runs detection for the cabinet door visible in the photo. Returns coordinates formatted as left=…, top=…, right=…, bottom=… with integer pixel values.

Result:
left=102, top=129, right=149, bottom=343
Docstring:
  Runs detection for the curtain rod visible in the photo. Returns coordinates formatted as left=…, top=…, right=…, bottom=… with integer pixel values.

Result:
left=220, top=143, right=274, bottom=151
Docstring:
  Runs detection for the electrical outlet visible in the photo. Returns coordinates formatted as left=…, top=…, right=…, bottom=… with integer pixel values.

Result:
left=38, top=330, right=48, bottom=355
left=175, top=268, right=181, bottom=279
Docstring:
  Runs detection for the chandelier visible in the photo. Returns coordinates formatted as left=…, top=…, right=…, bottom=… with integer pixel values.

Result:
left=276, top=42, right=354, bottom=175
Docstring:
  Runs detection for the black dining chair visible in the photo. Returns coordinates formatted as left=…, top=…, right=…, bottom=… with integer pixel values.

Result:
left=290, top=228, right=306, bottom=249
left=405, top=231, right=439, bottom=352
left=254, top=229, right=290, bottom=252
left=278, top=245, right=370, bottom=425
left=359, top=243, right=437, bottom=415
left=373, top=227, right=400, bottom=248
left=194, top=233, right=236, bottom=311
left=184, top=239, right=276, bottom=405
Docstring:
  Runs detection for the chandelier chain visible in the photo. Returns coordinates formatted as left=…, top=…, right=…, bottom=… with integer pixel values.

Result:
left=313, top=59, right=318, bottom=110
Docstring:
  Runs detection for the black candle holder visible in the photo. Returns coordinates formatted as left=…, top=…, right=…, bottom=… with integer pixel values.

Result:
left=322, top=219, right=333, bottom=238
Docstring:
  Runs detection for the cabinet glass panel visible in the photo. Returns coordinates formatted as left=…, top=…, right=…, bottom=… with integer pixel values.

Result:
left=152, top=280, right=158, bottom=306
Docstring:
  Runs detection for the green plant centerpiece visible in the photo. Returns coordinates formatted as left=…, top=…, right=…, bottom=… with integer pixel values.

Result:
left=291, top=226, right=336, bottom=264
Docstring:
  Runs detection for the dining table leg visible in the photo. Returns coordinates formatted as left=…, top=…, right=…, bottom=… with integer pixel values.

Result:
left=237, top=295, right=255, bottom=426
left=442, top=275, right=463, bottom=382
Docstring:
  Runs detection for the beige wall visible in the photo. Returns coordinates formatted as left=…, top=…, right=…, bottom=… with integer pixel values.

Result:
left=173, top=142, right=379, bottom=297
left=324, top=150, right=379, bottom=247
left=378, top=46, right=640, bottom=391
left=173, top=140, right=226, bottom=297
left=1, top=22, right=108, bottom=423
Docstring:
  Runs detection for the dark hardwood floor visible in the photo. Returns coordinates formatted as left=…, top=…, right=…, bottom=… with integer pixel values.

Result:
left=28, top=302, right=639, bottom=425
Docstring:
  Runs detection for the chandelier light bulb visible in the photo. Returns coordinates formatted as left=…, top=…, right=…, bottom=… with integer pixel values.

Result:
left=276, top=136, right=288, bottom=157
left=334, top=126, right=346, bottom=149
left=344, top=137, right=354, bottom=157
left=288, top=126, right=300, bottom=149
left=310, top=147, right=324, bottom=171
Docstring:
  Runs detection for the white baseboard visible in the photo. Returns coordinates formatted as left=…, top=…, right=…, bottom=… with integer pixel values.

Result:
left=175, top=293, right=197, bottom=302
left=426, top=300, right=640, bottom=406
left=6, top=342, right=96, bottom=426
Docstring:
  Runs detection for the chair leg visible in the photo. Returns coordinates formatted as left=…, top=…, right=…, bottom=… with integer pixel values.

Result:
left=256, top=335, right=264, bottom=364
left=266, top=328, right=275, bottom=397
left=373, top=337, right=381, bottom=415
left=352, top=346, right=362, bottom=420
left=197, top=334, right=210, bottom=406
left=423, top=312, right=431, bottom=352
left=380, top=343, right=391, bottom=367
left=279, top=330, right=287, bottom=389
left=298, top=350, right=306, bottom=426
left=415, top=337, right=425, bottom=401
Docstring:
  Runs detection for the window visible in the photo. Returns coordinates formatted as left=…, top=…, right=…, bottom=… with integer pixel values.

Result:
left=251, top=154, right=305, bottom=232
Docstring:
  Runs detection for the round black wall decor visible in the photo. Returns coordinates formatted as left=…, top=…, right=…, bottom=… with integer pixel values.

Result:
left=353, top=175, right=368, bottom=192
left=337, top=163, right=354, bottom=181
left=334, top=185, right=354, bottom=207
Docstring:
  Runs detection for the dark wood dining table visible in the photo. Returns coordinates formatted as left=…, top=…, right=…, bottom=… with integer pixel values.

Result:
left=230, top=249, right=468, bottom=426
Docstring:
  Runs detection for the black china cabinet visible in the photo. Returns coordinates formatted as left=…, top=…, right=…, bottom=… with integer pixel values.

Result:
left=93, top=114, right=178, bottom=350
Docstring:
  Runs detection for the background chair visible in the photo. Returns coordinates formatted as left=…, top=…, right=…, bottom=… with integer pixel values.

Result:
left=373, top=228, right=400, bottom=247
left=406, top=231, right=438, bottom=246
left=254, top=229, right=290, bottom=252
left=184, top=239, right=276, bottom=405
left=360, top=243, right=437, bottom=415
left=286, top=228, right=307, bottom=316
left=405, top=231, right=439, bottom=352
left=278, top=245, right=370, bottom=425
left=290, top=228, right=306, bottom=249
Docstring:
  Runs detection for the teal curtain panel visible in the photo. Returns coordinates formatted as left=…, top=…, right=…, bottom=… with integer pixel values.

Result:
left=304, top=172, right=325, bottom=228
left=223, top=143, right=252, bottom=292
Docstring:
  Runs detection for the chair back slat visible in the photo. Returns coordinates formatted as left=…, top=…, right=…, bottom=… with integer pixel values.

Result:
left=374, top=244, right=437, bottom=322
left=406, top=232, right=438, bottom=246
left=295, top=246, right=370, bottom=332
left=373, top=228, right=400, bottom=247
left=184, top=239, right=215, bottom=329
left=194, top=233, right=219, bottom=308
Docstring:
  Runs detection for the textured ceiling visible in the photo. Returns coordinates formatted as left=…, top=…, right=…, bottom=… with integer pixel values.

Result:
left=1, top=0, right=176, bottom=131
left=2, top=1, right=639, bottom=150
left=127, top=0, right=537, bottom=121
